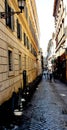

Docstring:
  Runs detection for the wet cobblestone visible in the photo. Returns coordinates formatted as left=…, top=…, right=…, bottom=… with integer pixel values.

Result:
left=1, top=77, right=67, bottom=130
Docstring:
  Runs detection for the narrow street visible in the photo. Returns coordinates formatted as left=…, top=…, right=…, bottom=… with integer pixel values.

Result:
left=0, top=1, right=67, bottom=130
left=2, top=76, right=67, bottom=130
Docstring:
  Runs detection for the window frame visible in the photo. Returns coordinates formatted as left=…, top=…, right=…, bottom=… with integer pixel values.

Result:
left=5, top=0, right=14, bottom=31
left=8, top=47, right=14, bottom=76
left=19, top=53, right=22, bottom=71
left=17, top=19, right=22, bottom=40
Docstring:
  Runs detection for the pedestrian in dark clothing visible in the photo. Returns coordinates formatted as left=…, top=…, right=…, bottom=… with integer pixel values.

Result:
left=53, top=71, right=56, bottom=82
left=44, top=73, right=45, bottom=76
left=49, top=71, right=52, bottom=82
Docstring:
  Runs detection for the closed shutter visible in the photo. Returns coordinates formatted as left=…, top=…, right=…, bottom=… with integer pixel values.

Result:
left=17, top=19, right=22, bottom=40
left=27, top=37, right=29, bottom=49
left=17, top=19, right=19, bottom=38
left=17, top=19, right=18, bottom=37
left=20, top=24, right=22, bottom=40
left=24, top=5, right=26, bottom=17
left=11, top=9, right=14, bottom=31
left=5, top=0, right=10, bottom=26
left=26, top=6, right=28, bottom=20
left=8, top=49, right=13, bottom=71
left=24, top=33, right=26, bottom=46
left=5, top=0, right=14, bottom=31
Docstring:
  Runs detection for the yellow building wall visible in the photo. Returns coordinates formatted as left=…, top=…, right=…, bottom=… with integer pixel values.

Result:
left=0, top=0, right=39, bottom=104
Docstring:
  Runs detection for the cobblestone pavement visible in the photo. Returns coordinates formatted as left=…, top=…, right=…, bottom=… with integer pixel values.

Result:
left=2, top=77, right=67, bottom=130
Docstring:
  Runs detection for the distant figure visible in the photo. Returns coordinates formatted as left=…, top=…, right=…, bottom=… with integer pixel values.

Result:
left=53, top=71, right=56, bottom=82
left=43, top=70, right=48, bottom=79
left=49, top=70, right=52, bottom=82
left=44, top=73, right=46, bottom=78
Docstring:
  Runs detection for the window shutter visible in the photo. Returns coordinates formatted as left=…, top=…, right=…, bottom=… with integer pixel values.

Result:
left=18, top=23, right=20, bottom=38
left=17, top=19, right=18, bottom=37
left=24, top=5, right=28, bottom=19
left=27, top=37, right=29, bottom=49
left=24, top=5, right=26, bottom=17
left=17, top=19, right=22, bottom=40
left=11, top=9, right=14, bottom=31
left=20, top=24, right=22, bottom=40
left=8, top=50, right=13, bottom=71
left=17, top=19, right=19, bottom=38
left=24, top=33, right=26, bottom=46
left=25, top=34, right=27, bottom=46
left=19, top=54, right=22, bottom=70
left=7, top=6, right=11, bottom=27
left=5, top=0, right=14, bottom=30
left=5, top=0, right=9, bottom=26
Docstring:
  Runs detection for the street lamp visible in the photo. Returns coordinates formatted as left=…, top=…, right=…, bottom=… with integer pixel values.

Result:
left=0, top=0, right=26, bottom=18
left=18, top=0, right=26, bottom=12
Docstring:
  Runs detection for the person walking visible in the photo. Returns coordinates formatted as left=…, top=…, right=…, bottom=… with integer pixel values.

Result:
left=53, top=71, right=56, bottom=82
left=49, top=70, right=52, bottom=82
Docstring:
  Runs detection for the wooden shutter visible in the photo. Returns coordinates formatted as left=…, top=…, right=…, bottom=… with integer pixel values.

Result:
left=11, top=9, right=14, bottom=31
left=5, top=0, right=14, bottom=31
left=17, top=19, right=22, bottom=39
left=17, top=19, right=19, bottom=38
left=5, top=0, right=10, bottom=26
left=20, top=24, right=22, bottom=40
left=24, top=33, right=26, bottom=46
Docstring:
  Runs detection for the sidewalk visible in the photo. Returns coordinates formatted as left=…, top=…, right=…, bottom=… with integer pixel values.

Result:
left=43, top=70, right=67, bottom=105
left=51, top=79, right=67, bottom=106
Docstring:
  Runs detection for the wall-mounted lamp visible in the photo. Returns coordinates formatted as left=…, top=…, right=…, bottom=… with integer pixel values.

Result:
left=0, top=0, right=25, bottom=19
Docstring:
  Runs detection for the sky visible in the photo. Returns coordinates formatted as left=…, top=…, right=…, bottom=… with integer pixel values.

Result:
left=35, top=0, right=55, bottom=56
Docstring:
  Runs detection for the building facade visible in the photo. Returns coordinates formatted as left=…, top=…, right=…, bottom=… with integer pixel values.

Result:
left=53, top=0, right=67, bottom=82
left=0, top=0, right=41, bottom=104
left=47, top=33, right=56, bottom=72
left=47, top=39, right=53, bottom=71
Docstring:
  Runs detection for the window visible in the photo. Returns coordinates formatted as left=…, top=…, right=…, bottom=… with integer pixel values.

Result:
left=5, top=0, right=14, bottom=30
left=24, top=33, right=27, bottom=46
left=29, top=43, right=31, bottom=52
left=19, top=54, right=22, bottom=70
left=27, top=37, right=29, bottom=49
left=31, top=44, right=33, bottom=53
left=24, top=5, right=28, bottom=20
left=8, top=49, right=13, bottom=71
left=62, top=19, right=64, bottom=35
left=17, top=19, right=22, bottom=40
